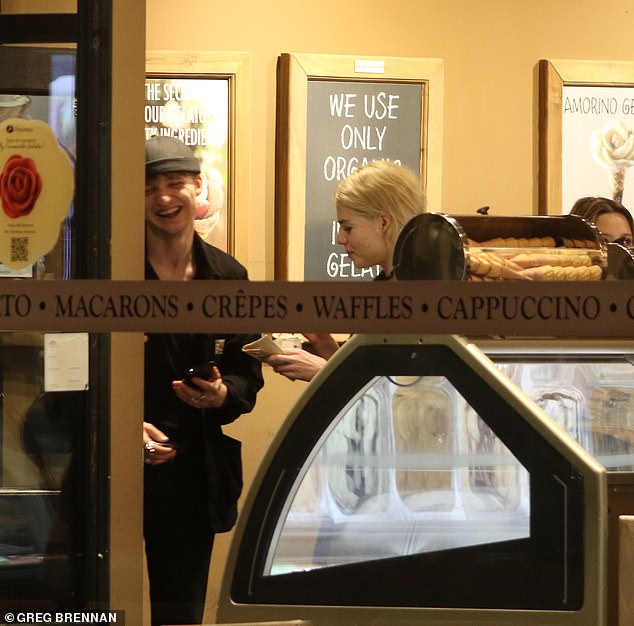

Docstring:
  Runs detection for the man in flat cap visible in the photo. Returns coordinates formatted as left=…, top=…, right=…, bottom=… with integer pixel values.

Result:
left=142, top=136, right=263, bottom=626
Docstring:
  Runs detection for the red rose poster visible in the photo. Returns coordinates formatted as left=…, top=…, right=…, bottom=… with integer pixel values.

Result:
left=0, top=117, right=73, bottom=269
left=0, top=155, right=42, bottom=218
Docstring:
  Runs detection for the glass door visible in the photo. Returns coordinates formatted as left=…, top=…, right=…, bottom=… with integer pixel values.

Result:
left=0, top=3, right=112, bottom=612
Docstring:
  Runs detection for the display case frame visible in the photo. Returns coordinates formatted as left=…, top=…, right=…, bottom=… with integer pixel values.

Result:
left=219, top=334, right=607, bottom=626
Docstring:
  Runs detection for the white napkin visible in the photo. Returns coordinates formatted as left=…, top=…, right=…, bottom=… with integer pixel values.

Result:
left=242, top=335, right=284, bottom=360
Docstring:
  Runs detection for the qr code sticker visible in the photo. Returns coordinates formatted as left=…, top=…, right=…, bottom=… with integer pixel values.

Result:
left=10, top=236, right=28, bottom=263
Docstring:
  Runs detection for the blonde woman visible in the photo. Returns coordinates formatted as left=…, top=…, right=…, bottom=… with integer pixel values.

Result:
left=335, top=159, right=426, bottom=280
left=266, top=160, right=426, bottom=381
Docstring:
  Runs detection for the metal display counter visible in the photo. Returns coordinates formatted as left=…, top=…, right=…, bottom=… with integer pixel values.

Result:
left=215, top=334, right=629, bottom=626
left=392, top=213, right=607, bottom=281
left=478, top=337, right=634, bottom=626
left=606, top=242, right=634, bottom=279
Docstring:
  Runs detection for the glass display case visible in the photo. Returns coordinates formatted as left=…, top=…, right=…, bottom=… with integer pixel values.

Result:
left=218, top=334, right=610, bottom=626
left=392, top=213, right=606, bottom=281
left=391, top=212, right=634, bottom=283
left=480, top=337, right=634, bottom=626
left=480, top=339, right=634, bottom=471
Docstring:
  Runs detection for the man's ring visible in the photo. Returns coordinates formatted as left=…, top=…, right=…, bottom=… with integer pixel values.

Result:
left=192, top=394, right=205, bottom=403
left=144, top=442, right=156, bottom=455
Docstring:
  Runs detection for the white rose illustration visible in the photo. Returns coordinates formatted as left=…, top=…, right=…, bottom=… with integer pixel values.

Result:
left=589, top=120, right=634, bottom=202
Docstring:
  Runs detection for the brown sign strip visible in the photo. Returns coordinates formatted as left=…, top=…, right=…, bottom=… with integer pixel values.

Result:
left=0, top=279, right=631, bottom=336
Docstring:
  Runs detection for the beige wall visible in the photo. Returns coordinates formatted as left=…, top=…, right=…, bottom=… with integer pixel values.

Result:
left=209, top=369, right=304, bottom=621
left=147, top=0, right=634, bottom=281
left=145, top=1, right=634, bottom=621
left=112, top=1, right=146, bottom=623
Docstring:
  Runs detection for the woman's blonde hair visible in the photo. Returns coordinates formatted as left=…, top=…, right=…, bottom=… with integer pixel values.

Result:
left=335, top=160, right=426, bottom=243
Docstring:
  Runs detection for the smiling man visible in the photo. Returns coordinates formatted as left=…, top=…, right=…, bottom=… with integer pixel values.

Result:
left=142, top=136, right=263, bottom=626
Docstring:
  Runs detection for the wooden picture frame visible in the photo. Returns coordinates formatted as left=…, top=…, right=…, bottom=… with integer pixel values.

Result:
left=275, top=53, right=443, bottom=280
left=146, top=51, right=249, bottom=257
left=539, top=59, right=634, bottom=215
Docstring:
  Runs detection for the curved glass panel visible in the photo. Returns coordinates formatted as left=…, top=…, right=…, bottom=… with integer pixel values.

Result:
left=266, top=375, right=529, bottom=575
left=231, top=340, right=587, bottom=611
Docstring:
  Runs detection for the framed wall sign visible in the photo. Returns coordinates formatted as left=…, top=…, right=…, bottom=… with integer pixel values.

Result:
left=539, top=59, right=634, bottom=215
left=275, top=53, right=443, bottom=280
left=146, top=51, right=249, bottom=256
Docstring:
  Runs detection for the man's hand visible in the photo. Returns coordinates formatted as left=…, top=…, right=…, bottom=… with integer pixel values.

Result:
left=143, top=421, right=177, bottom=465
left=172, top=364, right=228, bottom=408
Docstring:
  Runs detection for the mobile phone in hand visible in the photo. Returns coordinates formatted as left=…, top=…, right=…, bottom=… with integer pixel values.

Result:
left=183, top=361, right=216, bottom=389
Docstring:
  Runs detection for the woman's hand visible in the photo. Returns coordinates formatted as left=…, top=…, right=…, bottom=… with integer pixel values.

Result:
left=143, top=421, right=177, bottom=465
left=264, top=349, right=327, bottom=382
left=303, top=333, right=339, bottom=359
left=172, top=364, right=228, bottom=409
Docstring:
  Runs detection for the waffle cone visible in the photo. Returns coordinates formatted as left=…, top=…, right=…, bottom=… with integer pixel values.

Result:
left=609, top=168, right=626, bottom=203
